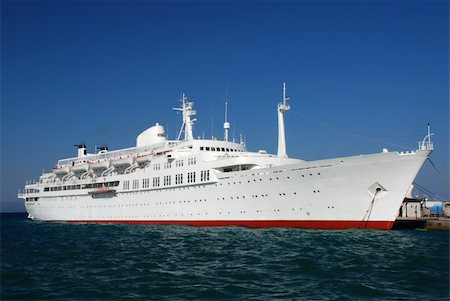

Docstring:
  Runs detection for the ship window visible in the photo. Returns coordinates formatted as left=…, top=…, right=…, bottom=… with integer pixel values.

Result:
left=164, top=162, right=172, bottom=169
left=206, top=147, right=210, bottom=151
left=152, top=177, right=160, bottom=187
left=200, top=170, right=210, bottom=182
left=221, top=148, right=225, bottom=151
left=200, top=147, right=204, bottom=150
left=133, top=179, right=139, bottom=189
left=44, top=187, right=49, bottom=192
left=187, top=172, right=196, bottom=183
left=163, top=175, right=171, bottom=186
left=123, top=180, right=130, bottom=190
left=175, top=174, right=183, bottom=184
left=143, top=178, right=150, bottom=188
left=226, top=148, right=230, bottom=152
left=211, top=147, right=216, bottom=151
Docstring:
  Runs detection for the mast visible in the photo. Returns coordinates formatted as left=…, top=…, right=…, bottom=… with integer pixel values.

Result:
left=223, top=82, right=230, bottom=142
left=224, top=100, right=230, bottom=142
left=277, top=82, right=290, bottom=158
left=173, top=93, right=196, bottom=141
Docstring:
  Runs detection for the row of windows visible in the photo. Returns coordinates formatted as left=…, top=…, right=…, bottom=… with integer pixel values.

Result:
left=175, top=174, right=183, bottom=185
left=153, top=158, right=195, bottom=171
left=199, top=146, right=243, bottom=152
left=122, top=170, right=210, bottom=191
left=44, top=181, right=120, bottom=192
left=187, top=172, right=196, bottom=183
left=200, top=170, right=210, bottom=181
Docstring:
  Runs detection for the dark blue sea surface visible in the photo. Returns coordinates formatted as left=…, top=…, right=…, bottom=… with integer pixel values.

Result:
left=1, top=213, right=449, bottom=300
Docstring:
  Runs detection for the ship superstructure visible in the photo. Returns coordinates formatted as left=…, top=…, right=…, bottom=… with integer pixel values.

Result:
left=18, top=84, right=434, bottom=229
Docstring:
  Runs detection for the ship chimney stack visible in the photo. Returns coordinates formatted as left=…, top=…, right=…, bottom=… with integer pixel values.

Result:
left=277, top=82, right=290, bottom=158
left=76, top=144, right=87, bottom=157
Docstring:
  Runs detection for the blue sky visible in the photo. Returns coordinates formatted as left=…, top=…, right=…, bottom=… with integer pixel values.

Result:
left=2, top=0, right=448, bottom=212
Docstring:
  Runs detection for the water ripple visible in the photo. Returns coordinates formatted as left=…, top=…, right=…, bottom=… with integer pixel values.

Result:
left=1, top=214, right=449, bottom=300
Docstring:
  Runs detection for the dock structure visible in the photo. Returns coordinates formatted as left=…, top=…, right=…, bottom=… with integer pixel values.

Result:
left=393, top=199, right=450, bottom=231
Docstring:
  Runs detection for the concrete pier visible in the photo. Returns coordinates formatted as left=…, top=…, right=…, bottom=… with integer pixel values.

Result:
left=393, top=217, right=449, bottom=231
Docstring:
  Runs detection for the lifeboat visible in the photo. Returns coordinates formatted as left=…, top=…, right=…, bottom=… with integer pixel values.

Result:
left=88, top=187, right=117, bottom=195
left=111, top=156, right=134, bottom=167
left=52, top=166, right=70, bottom=175
left=89, top=160, right=110, bottom=170
left=71, top=162, right=89, bottom=172
left=135, top=153, right=153, bottom=164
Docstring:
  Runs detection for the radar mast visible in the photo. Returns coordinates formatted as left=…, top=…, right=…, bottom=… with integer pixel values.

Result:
left=173, top=93, right=196, bottom=141
left=277, top=82, right=290, bottom=158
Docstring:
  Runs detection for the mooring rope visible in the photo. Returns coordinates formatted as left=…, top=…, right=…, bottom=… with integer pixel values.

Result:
left=427, top=158, right=450, bottom=186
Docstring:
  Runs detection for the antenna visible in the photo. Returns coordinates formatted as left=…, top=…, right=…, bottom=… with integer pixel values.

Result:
left=283, top=82, right=289, bottom=106
left=224, top=80, right=230, bottom=142
left=211, top=115, right=214, bottom=139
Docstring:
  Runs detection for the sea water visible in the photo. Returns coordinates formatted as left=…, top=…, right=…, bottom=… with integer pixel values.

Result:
left=1, top=213, right=449, bottom=300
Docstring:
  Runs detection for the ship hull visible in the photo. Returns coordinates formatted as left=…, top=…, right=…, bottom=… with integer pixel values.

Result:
left=60, top=219, right=393, bottom=229
left=23, top=150, right=430, bottom=230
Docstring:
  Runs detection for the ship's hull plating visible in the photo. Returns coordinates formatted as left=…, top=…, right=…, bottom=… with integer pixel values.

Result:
left=24, top=150, right=430, bottom=230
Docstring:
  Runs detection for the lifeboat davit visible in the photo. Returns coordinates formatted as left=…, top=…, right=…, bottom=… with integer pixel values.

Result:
left=111, top=156, right=134, bottom=167
left=53, top=166, right=70, bottom=175
left=89, top=160, right=110, bottom=170
left=135, top=153, right=153, bottom=164
left=71, top=162, right=89, bottom=172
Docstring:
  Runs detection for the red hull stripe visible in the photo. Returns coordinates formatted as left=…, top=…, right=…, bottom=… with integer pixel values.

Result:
left=54, top=220, right=395, bottom=230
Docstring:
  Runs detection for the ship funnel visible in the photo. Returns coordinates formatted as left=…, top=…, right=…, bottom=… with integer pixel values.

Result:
left=74, top=144, right=87, bottom=157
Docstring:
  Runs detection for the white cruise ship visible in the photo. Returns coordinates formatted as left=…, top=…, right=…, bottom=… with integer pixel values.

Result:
left=18, top=84, right=434, bottom=229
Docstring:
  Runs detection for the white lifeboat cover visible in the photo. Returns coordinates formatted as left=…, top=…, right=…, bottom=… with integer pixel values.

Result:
left=136, top=123, right=167, bottom=147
